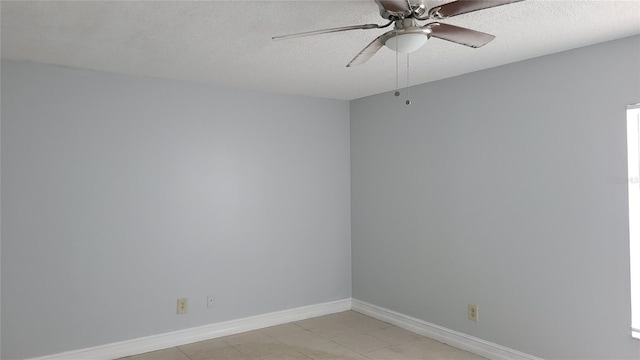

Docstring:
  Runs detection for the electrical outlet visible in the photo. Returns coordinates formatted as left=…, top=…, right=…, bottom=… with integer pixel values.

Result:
left=207, top=295, right=215, bottom=308
left=468, top=304, right=478, bottom=321
left=177, top=298, right=188, bottom=314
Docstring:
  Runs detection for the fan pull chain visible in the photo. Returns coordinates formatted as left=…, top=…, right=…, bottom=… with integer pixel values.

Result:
left=406, top=53, right=411, bottom=106
left=637, top=115, right=640, bottom=190
left=394, top=30, right=400, bottom=97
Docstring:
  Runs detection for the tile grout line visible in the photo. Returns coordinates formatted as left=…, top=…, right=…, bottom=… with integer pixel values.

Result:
left=244, top=330, right=314, bottom=360
left=174, top=345, right=191, bottom=360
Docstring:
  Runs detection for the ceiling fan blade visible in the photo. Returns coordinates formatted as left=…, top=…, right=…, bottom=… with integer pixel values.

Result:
left=428, top=0, right=524, bottom=19
left=426, top=22, right=495, bottom=48
left=346, top=34, right=387, bottom=67
left=272, top=23, right=390, bottom=41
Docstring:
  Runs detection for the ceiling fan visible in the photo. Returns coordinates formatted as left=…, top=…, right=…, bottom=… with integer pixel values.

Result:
left=273, top=0, right=524, bottom=67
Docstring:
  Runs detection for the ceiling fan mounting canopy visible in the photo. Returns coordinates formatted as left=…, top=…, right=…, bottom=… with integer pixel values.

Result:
left=272, top=0, right=524, bottom=67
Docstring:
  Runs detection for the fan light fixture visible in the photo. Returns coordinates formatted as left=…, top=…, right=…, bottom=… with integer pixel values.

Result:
left=384, top=33, right=428, bottom=53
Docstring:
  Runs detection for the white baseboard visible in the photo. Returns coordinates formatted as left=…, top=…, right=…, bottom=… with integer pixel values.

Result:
left=30, top=298, right=352, bottom=360
left=351, top=299, right=543, bottom=360
left=29, top=298, right=541, bottom=360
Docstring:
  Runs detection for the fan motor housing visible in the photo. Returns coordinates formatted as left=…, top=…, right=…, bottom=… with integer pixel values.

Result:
left=376, top=0, right=427, bottom=20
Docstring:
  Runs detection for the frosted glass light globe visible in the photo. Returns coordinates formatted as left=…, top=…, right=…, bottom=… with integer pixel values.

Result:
left=385, top=33, right=428, bottom=53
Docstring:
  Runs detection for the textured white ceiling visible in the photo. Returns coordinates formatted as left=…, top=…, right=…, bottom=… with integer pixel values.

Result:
left=1, top=0, right=639, bottom=100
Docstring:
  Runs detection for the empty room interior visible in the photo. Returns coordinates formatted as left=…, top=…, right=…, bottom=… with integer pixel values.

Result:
left=1, top=1, right=640, bottom=359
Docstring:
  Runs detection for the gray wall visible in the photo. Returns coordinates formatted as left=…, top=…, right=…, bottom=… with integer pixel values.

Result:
left=351, top=35, right=640, bottom=359
left=1, top=60, right=352, bottom=359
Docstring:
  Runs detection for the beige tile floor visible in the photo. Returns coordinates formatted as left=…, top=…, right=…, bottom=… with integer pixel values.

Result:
left=120, top=311, right=486, bottom=360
